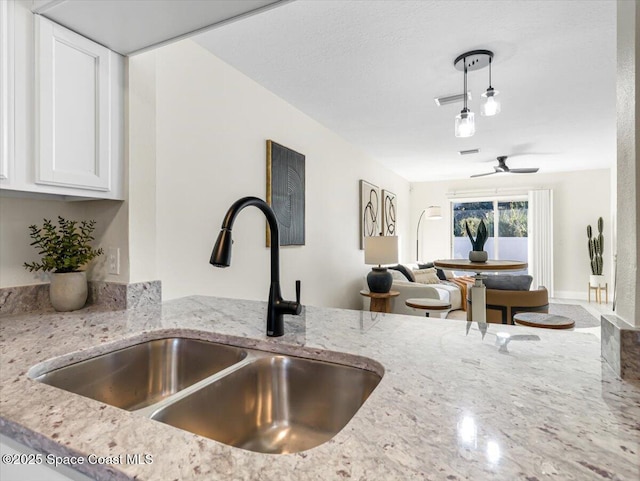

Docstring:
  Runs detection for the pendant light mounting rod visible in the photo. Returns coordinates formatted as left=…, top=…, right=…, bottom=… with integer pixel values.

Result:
left=463, top=64, right=468, bottom=110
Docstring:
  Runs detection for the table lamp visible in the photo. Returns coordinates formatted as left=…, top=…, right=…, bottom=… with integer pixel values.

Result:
left=364, top=235, right=399, bottom=293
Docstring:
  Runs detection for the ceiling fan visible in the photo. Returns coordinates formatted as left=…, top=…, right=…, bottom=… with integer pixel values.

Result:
left=471, top=156, right=539, bottom=178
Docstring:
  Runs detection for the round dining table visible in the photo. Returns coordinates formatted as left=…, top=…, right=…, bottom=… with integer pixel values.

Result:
left=433, top=259, right=528, bottom=322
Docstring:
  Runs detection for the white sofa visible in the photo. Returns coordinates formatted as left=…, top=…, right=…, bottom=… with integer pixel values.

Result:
left=362, top=269, right=463, bottom=318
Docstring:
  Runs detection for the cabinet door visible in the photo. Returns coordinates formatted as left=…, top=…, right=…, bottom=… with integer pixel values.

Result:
left=35, top=15, right=111, bottom=191
left=0, top=0, right=14, bottom=183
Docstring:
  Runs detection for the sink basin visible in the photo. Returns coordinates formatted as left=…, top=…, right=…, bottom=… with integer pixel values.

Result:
left=34, top=337, right=382, bottom=453
left=151, top=355, right=381, bottom=453
left=35, top=338, right=247, bottom=410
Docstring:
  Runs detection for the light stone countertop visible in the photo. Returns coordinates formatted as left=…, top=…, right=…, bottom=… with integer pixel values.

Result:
left=1, top=296, right=639, bottom=481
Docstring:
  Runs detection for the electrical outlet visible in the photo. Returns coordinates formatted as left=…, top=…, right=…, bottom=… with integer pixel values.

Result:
left=108, top=247, right=120, bottom=275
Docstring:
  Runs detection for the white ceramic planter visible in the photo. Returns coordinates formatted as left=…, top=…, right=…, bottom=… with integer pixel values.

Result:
left=50, top=271, right=88, bottom=312
left=589, top=274, right=606, bottom=288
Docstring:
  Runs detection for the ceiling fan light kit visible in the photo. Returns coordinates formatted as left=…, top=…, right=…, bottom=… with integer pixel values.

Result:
left=453, top=49, right=499, bottom=137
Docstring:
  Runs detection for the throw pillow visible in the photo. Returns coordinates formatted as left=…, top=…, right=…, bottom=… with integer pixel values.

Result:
left=483, top=275, right=533, bottom=291
left=442, top=269, right=455, bottom=279
left=389, top=264, right=416, bottom=282
left=413, top=267, right=440, bottom=284
left=418, top=262, right=448, bottom=281
left=389, top=269, right=408, bottom=281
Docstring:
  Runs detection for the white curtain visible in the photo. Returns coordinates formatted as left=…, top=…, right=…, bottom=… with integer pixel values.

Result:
left=528, top=189, right=554, bottom=296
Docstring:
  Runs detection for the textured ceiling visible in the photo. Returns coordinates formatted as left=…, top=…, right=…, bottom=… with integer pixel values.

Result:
left=193, top=0, right=616, bottom=182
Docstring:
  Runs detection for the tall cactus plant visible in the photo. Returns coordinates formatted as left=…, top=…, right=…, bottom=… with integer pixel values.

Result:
left=587, top=217, right=604, bottom=275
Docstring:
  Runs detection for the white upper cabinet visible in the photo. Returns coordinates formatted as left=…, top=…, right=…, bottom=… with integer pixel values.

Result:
left=36, top=16, right=113, bottom=192
left=0, top=1, right=14, bottom=183
left=1, top=0, right=123, bottom=200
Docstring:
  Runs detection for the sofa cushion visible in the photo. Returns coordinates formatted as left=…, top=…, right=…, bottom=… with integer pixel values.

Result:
left=483, top=274, right=533, bottom=291
left=432, top=284, right=462, bottom=311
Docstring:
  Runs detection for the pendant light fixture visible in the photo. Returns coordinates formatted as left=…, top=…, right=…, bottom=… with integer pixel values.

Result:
left=453, top=50, right=495, bottom=137
left=481, top=57, right=500, bottom=116
left=455, top=62, right=474, bottom=137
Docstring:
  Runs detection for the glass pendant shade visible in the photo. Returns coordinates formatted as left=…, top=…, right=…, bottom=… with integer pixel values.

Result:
left=455, top=109, right=475, bottom=138
left=481, top=88, right=500, bottom=116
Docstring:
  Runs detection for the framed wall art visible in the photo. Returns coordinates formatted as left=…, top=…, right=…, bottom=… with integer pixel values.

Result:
left=382, top=189, right=397, bottom=236
left=266, top=140, right=305, bottom=247
left=360, top=180, right=380, bottom=249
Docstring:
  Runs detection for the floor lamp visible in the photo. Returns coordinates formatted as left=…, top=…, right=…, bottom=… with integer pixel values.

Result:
left=416, top=206, right=442, bottom=261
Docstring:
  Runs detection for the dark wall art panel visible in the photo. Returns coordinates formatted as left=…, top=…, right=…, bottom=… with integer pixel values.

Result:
left=266, top=140, right=305, bottom=246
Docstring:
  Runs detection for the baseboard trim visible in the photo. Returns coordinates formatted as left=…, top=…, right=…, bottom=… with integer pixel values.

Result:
left=554, top=290, right=588, bottom=301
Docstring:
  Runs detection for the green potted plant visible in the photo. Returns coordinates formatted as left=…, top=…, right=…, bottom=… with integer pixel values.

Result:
left=587, top=217, right=605, bottom=287
left=24, top=217, right=103, bottom=312
left=465, top=219, right=489, bottom=263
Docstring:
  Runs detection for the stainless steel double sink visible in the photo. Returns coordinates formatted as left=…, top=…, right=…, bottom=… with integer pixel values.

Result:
left=33, top=338, right=382, bottom=454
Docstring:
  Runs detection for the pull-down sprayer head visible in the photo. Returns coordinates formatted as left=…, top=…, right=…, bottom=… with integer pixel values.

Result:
left=210, top=228, right=233, bottom=267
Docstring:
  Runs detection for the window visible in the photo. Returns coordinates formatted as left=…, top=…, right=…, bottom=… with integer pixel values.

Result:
left=452, top=199, right=528, bottom=274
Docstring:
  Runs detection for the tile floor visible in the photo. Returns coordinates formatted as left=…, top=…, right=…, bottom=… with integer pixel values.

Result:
left=550, top=297, right=614, bottom=338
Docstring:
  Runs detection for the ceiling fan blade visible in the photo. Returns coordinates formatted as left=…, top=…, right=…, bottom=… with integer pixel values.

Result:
left=508, top=152, right=556, bottom=158
left=470, top=171, right=499, bottom=178
left=509, top=168, right=539, bottom=174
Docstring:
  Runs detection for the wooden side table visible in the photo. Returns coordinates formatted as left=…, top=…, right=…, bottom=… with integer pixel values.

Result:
left=513, top=312, right=575, bottom=329
left=360, top=290, right=399, bottom=313
left=405, top=298, right=452, bottom=317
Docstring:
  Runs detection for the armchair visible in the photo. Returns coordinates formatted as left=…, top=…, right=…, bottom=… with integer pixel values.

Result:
left=466, top=286, right=549, bottom=324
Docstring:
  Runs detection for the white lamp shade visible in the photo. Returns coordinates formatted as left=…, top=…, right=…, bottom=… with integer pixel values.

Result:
left=364, top=236, right=399, bottom=265
left=426, top=206, right=442, bottom=220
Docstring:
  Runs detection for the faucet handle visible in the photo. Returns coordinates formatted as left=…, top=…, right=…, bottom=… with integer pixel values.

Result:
left=295, top=280, right=301, bottom=304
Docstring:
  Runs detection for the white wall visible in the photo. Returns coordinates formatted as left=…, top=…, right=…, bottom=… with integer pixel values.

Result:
left=410, top=169, right=612, bottom=300
left=128, top=52, right=157, bottom=283
left=1, top=197, right=83, bottom=286
left=0, top=196, right=128, bottom=287
left=153, top=40, right=410, bottom=309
